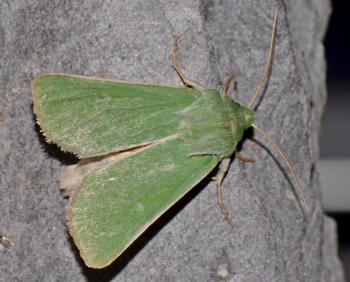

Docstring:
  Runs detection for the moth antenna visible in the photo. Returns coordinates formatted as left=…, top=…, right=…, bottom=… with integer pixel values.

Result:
left=251, top=124, right=310, bottom=215
left=247, top=9, right=278, bottom=109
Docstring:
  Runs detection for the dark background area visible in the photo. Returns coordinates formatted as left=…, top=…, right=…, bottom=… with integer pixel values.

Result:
left=322, top=1, right=350, bottom=280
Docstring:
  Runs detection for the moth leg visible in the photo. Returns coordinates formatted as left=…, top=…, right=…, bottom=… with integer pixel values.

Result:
left=235, top=151, right=255, bottom=163
left=172, top=36, right=205, bottom=90
left=223, top=74, right=238, bottom=100
left=216, top=158, right=234, bottom=229
left=222, top=74, right=235, bottom=95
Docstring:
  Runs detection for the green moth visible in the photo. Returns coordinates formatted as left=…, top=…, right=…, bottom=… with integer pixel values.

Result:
left=32, top=11, right=308, bottom=268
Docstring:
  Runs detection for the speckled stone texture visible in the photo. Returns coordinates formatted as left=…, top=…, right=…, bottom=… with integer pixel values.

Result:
left=0, top=0, right=344, bottom=281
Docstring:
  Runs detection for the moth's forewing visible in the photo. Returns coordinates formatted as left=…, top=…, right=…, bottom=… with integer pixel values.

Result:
left=32, top=74, right=200, bottom=157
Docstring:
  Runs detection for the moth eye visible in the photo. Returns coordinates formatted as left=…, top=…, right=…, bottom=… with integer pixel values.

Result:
left=242, top=107, right=255, bottom=127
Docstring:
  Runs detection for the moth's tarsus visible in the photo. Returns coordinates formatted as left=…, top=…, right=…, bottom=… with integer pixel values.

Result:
left=222, top=74, right=236, bottom=96
left=247, top=8, right=278, bottom=109
left=215, top=158, right=234, bottom=229
left=171, top=36, right=205, bottom=90
left=235, top=151, right=255, bottom=163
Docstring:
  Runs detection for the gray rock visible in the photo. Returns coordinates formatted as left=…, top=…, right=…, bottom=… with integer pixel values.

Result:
left=0, top=0, right=344, bottom=281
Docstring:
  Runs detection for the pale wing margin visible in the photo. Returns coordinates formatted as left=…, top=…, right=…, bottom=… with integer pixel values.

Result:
left=32, top=74, right=201, bottom=157
left=68, top=138, right=220, bottom=268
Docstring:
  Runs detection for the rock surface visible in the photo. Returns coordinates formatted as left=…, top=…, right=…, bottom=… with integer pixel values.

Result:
left=0, top=0, right=344, bottom=281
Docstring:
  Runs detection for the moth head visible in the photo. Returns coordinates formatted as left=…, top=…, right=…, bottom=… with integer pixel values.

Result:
left=242, top=106, right=255, bottom=128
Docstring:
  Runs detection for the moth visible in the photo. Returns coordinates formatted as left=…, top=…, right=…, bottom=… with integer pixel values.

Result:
left=32, top=10, right=308, bottom=268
